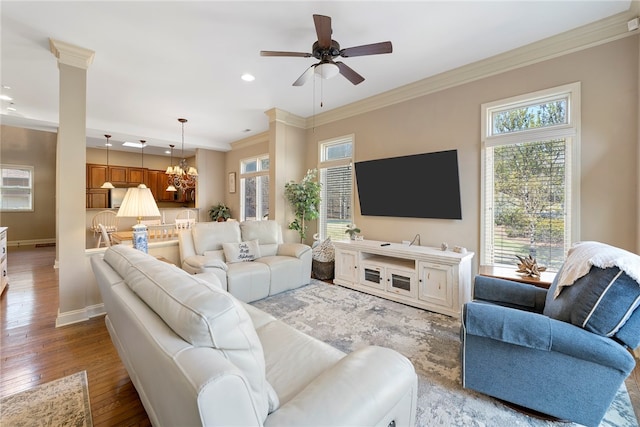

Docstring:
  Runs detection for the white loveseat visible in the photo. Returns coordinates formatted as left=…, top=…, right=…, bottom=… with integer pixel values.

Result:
left=91, top=245, right=418, bottom=427
left=179, top=220, right=312, bottom=302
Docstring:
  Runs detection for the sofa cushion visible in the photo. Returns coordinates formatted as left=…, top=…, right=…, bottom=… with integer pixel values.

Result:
left=223, top=240, right=261, bottom=263
left=192, top=221, right=241, bottom=255
left=103, top=245, right=271, bottom=421
left=544, top=266, right=640, bottom=339
left=241, top=220, right=281, bottom=256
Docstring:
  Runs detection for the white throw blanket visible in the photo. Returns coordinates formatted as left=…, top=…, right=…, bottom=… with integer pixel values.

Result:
left=554, top=241, right=640, bottom=298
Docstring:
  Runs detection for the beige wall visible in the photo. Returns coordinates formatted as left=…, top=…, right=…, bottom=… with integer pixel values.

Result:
left=300, top=35, right=639, bottom=254
left=0, top=125, right=57, bottom=243
left=195, top=148, right=226, bottom=222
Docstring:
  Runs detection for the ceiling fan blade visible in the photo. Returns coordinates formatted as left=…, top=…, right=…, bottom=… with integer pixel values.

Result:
left=340, top=41, right=393, bottom=57
left=335, top=61, right=365, bottom=85
left=292, top=65, right=316, bottom=86
left=313, top=14, right=332, bottom=48
left=260, top=50, right=313, bottom=58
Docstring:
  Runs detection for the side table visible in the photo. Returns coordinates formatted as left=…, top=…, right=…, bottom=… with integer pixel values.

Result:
left=478, top=265, right=555, bottom=289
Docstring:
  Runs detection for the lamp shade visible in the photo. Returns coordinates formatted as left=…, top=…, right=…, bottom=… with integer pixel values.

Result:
left=116, top=184, right=161, bottom=222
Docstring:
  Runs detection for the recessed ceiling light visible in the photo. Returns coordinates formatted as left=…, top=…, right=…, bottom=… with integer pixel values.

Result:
left=0, top=94, right=13, bottom=101
left=123, top=141, right=146, bottom=148
left=241, top=73, right=255, bottom=82
left=105, top=143, right=113, bottom=147
left=164, top=150, right=171, bottom=154
left=7, top=104, right=16, bottom=112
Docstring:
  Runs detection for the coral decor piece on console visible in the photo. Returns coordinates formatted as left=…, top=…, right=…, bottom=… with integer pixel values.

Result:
left=515, top=254, right=547, bottom=278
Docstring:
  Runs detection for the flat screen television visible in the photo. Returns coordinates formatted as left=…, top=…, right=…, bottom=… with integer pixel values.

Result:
left=354, top=149, right=462, bottom=219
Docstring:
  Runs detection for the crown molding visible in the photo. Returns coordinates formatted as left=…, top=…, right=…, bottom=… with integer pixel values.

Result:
left=0, top=114, right=59, bottom=133
left=305, top=4, right=639, bottom=129
left=49, top=38, right=95, bottom=69
left=230, top=130, right=269, bottom=150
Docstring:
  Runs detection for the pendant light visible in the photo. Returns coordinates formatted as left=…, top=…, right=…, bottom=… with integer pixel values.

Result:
left=139, top=140, right=147, bottom=186
left=165, top=144, right=177, bottom=192
left=100, top=134, right=115, bottom=189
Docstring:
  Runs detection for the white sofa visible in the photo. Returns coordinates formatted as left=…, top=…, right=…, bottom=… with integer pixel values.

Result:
left=91, top=245, right=418, bottom=427
left=179, top=220, right=312, bottom=303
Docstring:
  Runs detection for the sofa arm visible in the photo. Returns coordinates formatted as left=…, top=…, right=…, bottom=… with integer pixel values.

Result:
left=276, top=243, right=311, bottom=259
left=178, top=229, right=197, bottom=265
left=184, top=255, right=229, bottom=272
left=463, top=302, right=635, bottom=372
left=265, top=346, right=417, bottom=427
left=473, top=275, right=547, bottom=313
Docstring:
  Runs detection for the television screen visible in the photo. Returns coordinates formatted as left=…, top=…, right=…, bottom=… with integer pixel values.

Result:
left=354, top=149, right=462, bottom=219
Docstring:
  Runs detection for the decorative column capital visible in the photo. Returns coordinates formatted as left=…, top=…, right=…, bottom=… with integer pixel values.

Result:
left=49, top=38, right=95, bottom=69
left=264, top=108, right=306, bottom=128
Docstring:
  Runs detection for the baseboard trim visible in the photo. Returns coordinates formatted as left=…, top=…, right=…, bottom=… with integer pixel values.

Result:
left=8, top=238, right=56, bottom=247
left=55, top=303, right=105, bottom=327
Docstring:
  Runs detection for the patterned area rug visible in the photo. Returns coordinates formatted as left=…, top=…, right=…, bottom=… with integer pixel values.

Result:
left=252, top=280, right=639, bottom=427
left=0, top=371, right=93, bottom=427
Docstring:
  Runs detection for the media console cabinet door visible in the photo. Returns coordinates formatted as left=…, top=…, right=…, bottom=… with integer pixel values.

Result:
left=335, top=248, right=358, bottom=283
left=418, top=262, right=454, bottom=309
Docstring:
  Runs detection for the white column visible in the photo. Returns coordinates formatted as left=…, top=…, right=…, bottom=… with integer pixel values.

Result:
left=49, top=39, right=95, bottom=326
left=265, top=108, right=307, bottom=242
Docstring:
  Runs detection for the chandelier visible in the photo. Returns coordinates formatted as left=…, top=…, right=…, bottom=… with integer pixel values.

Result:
left=165, top=118, right=198, bottom=192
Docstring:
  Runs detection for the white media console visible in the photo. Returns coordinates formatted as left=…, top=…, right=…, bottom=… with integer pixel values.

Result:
left=333, top=239, right=474, bottom=318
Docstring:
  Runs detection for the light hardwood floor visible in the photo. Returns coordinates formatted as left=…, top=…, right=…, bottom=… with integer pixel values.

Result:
left=1, top=245, right=639, bottom=426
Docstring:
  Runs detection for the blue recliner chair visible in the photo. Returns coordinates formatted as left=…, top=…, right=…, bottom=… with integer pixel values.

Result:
left=461, top=242, right=640, bottom=427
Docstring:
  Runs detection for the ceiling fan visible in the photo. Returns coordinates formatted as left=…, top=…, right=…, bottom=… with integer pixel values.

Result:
left=260, top=14, right=392, bottom=86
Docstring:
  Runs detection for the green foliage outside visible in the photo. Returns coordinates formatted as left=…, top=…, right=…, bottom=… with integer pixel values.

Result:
left=491, top=100, right=567, bottom=267
left=284, top=169, right=322, bottom=242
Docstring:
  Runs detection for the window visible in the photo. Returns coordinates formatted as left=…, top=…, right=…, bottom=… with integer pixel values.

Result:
left=240, top=155, right=269, bottom=221
left=481, top=83, right=580, bottom=272
left=318, top=136, right=354, bottom=240
left=1, top=164, right=34, bottom=212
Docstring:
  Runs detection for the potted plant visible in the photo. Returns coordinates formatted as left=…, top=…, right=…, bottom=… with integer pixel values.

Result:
left=284, top=169, right=321, bottom=242
left=345, top=224, right=361, bottom=240
left=208, top=203, right=231, bottom=222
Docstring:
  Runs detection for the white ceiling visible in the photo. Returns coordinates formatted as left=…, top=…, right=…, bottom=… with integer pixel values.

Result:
left=0, top=1, right=633, bottom=157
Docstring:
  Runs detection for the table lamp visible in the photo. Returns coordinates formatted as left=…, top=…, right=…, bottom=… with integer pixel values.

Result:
left=116, top=183, right=161, bottom=253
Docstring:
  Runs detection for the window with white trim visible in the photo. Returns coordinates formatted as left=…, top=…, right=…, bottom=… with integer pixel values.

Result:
left=318, top=136, right=354, bottom=240
left=481, top=83, right=580, bottom=272
left=1, top=164, right=34, bottom=212
left=240, top=155, right=269, bottom=221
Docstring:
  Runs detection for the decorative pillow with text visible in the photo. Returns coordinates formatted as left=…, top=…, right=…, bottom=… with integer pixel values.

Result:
left=223, top=240, right=261, bottom=263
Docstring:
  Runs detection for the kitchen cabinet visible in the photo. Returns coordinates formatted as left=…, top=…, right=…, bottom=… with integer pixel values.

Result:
left=128, top=168, right=146, bottom=185
left=86, top=163, right=195, bottom=206
left=87, top=164, right=108, bottom=189
left=109, top=166, right=128, bottom=185
left=87, top=189, right=109, bottom=209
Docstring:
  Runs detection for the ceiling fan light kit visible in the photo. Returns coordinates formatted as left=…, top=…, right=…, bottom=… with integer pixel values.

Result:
left=315, top=61, right=340, bottom=79
left=261, top=14, right=392, bottom=86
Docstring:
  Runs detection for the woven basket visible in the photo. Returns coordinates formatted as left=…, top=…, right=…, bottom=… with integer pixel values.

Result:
left=312, top=259, right=335, bottom=281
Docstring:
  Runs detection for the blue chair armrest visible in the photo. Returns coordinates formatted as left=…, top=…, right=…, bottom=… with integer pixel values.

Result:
left=473, top=275, right=547, bottom=312
left=463, top=302, right=635, bottom=373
